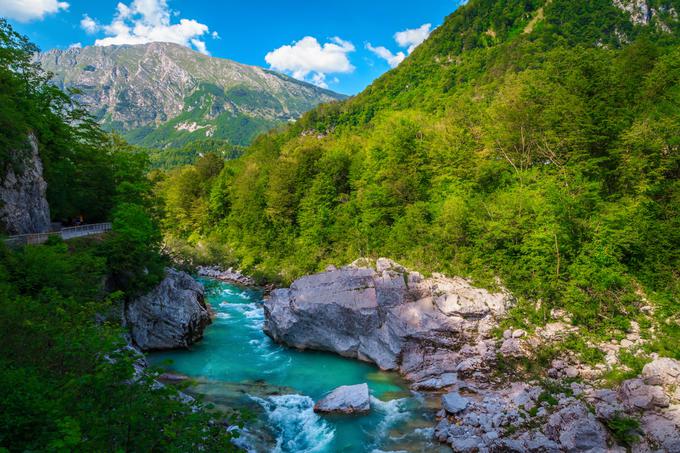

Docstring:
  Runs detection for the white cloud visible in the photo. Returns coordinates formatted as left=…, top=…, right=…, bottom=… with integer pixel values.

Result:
left=89, top=0, right=212, bottom=55
left=190, top=38, right=208, bottom=56
left=80, top=14, right=99, bottom=34
left=366, top=44, right=405, bottom=68
left=0, top=0, right=69, bottom=22
left=265, top=36, right=355, bottom=88
left=68, top=42, right=82, bottom=49
left=395, top=23, right=432, bottom=53
left=367, top=23, right=432, bottom=68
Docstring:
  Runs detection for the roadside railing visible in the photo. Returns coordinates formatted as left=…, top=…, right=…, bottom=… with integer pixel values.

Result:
left=3, top=223, right=113, bottom=247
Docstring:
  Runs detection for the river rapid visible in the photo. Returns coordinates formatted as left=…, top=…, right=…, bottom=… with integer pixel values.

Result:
left=149, top=278, right=446, bottom=452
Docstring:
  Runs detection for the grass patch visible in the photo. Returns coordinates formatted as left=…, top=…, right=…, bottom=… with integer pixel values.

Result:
left=606, top=414, right=641, bottom=447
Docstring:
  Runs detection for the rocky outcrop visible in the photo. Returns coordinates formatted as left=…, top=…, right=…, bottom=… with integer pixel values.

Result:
left=613, top=0, right=678, bottom=31
left=265, top=258, right=680, bottom=452
left=313, top=383, right=371, bottom=414
left=197, top=265, right=255, bottom=286
left=264, top=258, right=513, bottom=380
left=0, top=134, right=51, bottom=235
left=125, top=268, right=212, bottom=351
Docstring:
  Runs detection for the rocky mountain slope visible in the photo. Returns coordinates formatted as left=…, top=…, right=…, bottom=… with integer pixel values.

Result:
left=35, top=42, right=345, bottom=149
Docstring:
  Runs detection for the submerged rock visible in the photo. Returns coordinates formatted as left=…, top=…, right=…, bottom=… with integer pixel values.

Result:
left=126, top=268, right=212, bottom=351
left=313, top=383, right=371, bottom=414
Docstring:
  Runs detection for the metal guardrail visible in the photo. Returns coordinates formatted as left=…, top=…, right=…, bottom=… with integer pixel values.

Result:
left=3, top=223, right=113, bottom=247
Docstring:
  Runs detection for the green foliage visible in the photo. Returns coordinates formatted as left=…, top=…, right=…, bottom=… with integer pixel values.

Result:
left=606, top=414, right=641, bottom=446
left=156, top=0, right=680, bottom=355
left=147, top=139, right=244, bottom=170
left=0, top=20, right=156, bottom=225
left=0, top=239, right=241, bottom=452
left=100, top=203, right=165, bottom=295
left=602, top=351, right=651, bottom=386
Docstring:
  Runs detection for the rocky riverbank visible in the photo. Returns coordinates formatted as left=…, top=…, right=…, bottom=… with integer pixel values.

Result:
left=197, top=265, right=256, bottom=286
left=263, top=258, right=680, bottom=452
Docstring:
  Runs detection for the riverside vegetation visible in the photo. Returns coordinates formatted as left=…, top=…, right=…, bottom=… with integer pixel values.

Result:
left=0, top=20, right=240, bottom=451
left=157, top=0, right=680, bottom=363
left=2, top=0, right=680, bottom=450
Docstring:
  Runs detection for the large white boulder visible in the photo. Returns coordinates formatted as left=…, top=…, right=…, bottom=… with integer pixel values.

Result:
left=313, top=383, right=370, bottom=414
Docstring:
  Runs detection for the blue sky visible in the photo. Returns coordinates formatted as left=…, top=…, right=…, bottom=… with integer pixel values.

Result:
left=1, top=0, right=463, bottom=94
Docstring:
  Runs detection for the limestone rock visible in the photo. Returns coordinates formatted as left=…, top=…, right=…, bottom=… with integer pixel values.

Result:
left=614, top=0, right=651, bottom=25
left=0, top=133, right=51, bottom=235
left=313, top=383, right=370, bottom=414
left=641, top=357, right=680, bottom=387
left=412, top=372, right=458, bottom=391
left=545, top=401, right=609, bottom=452
left=620, top=378, right=670, bottom=410
left=442, top=391, right=471, bottom=414
left=640, top=412, right=680, bottom=452
left=126, top=268, right=212, bottom=351
left=196, top=265, right=255, bottom=286
left=263, top=258, right=513, bottom=374
left=500, top=337, right=525, bottom=358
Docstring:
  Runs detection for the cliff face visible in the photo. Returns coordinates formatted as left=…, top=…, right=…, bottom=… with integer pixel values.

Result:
left=0, top=134, right=51, bottom=235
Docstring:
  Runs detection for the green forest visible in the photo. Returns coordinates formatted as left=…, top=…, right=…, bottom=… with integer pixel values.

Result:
left=0, top=19, right=239, bottom=451
left=157, top=0, right=680, bottom=357
left=2, top=0, right=680, bottom=449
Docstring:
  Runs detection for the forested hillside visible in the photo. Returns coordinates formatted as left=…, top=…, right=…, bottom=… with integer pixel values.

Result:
left=158, top=0, right=680, bottom=355
left=0, top=20, right=238, bottom=451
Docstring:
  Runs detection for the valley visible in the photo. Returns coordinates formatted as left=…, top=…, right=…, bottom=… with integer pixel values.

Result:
left=1, top=0, right=679, bottom=452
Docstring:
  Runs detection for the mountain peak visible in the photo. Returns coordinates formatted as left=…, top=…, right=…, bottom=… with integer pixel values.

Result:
left=35, top=42, right=346, bottom=149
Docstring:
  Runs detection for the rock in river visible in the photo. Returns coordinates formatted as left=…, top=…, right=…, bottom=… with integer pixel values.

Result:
left=314, top=383, right=371, bottom=414
left=126, top=268, right=212, bottom=351
left=264, top=258, right=513, bottom=380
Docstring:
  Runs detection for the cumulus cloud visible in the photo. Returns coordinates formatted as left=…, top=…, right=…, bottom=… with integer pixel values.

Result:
left=366, top=44, right=405, bottom=68
left=265, top=36, right=355, bottom=88
left=89, top=0, right=212, bottom=55
left=0, top=0, right=69, bottom=22
left=395, top=23, right=432, bottom=53
left=367, top=23, right=433, bottom=68
left=80, top=14, right=99, bottom=34
left=69, top=42, right=82, bottom=49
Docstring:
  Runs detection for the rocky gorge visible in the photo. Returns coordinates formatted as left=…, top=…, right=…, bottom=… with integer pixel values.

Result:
left=264, top=258, right=680, bottom=452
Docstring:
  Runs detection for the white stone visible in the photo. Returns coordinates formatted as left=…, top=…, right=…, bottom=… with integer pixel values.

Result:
left=314, top=383, right=370, bottom=414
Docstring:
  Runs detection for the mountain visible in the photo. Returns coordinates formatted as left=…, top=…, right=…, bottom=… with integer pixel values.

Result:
left=35, top=42, right=345, bottom=149
left=157, top=0, right=680, bottom=359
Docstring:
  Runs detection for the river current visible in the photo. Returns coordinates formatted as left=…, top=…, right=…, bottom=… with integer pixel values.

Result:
left=149, top=279, right=444, bottom=452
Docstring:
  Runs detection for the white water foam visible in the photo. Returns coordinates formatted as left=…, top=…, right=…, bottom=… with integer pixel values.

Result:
left=250, top=394, right=335, bottom=453
left=370, top=397, right=411, bottom=440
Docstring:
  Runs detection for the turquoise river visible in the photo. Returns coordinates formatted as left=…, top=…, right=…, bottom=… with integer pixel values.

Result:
left=149, top=279, right=447, bottom=452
